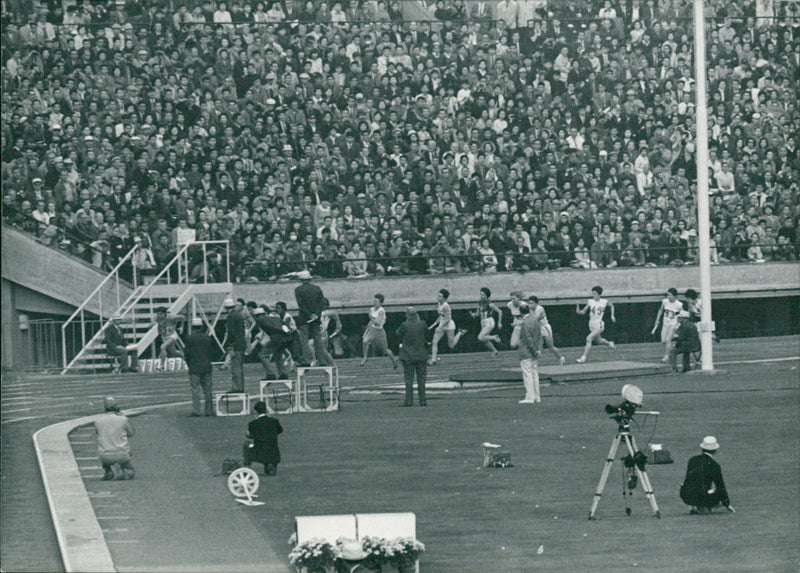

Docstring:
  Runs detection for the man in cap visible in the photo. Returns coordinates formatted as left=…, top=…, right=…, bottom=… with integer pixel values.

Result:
left=670, top=309, right=700, bottom=373
left=293, top=271, right=334, bottom=366
left=223, top=297, right=247, bottom=392
left=680, top=436, right=733, bottom=515
left=184, top=317, right=215, bottom=416
left=104, top=315, right=138, bottom=373
left=95, top=397, right=136, bottom=480
left=396, top=306, right=429, bottom=406
left=243, top=401, right=282, bottom=476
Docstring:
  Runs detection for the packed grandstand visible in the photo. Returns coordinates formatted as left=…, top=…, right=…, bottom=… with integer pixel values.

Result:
left=1, top=0, right=798, bottom=283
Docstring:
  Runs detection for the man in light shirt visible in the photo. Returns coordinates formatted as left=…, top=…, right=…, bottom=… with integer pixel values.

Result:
left=496, top=0, right=519, bottom=28
left=95, top=397, right=135, bottom=480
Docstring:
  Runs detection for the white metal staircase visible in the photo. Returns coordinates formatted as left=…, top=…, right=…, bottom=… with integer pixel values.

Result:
left=61, top=241, right=232, bottom=374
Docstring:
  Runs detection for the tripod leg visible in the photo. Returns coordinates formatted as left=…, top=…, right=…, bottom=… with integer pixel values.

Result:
left=589, top=435, right=621, bottom=519
left=626, top=435, right=661, bottom=518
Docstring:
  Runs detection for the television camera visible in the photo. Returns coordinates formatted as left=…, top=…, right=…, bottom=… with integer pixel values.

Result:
left=589, top=385, right=662, bottom=519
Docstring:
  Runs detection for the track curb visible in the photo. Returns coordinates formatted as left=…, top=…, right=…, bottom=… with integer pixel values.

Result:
left=33, top=401, right=190, bottom=572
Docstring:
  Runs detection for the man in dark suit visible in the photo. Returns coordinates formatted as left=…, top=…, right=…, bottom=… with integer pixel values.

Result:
left=670, top=309, right=700, bottom=373
left=293, top=270, right=334, bottom=366
left=243, top=401, right=283, bottom=476
left=397, top=306, right=429, bottom=406
left=184, top=317, right=215, bottom=417
left=104, top=315, right=138, bottom=373
left=680, top=436, right=733, bottom=515
left=224, top=297, right=247, bottom=392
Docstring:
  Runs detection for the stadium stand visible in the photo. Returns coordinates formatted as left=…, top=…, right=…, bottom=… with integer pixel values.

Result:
left=1, top=0, right=798, bottom=283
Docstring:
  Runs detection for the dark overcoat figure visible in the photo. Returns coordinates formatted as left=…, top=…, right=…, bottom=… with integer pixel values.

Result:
left=680, top=436, right=730, bottom=513
left=244, top=402, right=283, bottom=475
left=397, top=306, right=429, bottom=406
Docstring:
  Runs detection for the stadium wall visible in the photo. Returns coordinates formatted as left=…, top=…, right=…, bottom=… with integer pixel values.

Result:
left=1, top=226, right=134, bottom=314
left=233, top=262, right=800, bottom=312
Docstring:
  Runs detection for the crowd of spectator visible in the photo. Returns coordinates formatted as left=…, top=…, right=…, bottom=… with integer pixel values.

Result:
left=2, top=0, right=799, bottom=284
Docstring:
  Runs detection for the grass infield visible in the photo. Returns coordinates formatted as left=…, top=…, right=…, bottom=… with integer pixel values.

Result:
left=172, top=354, right=799, bottom=573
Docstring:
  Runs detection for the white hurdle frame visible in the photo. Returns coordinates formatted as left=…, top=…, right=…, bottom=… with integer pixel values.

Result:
left=296, top=367, right=340, bottom=413
left=259, top=379, right=295, bottom=415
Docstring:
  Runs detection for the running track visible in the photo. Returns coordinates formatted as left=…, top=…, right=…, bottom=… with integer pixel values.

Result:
left=1, top=337, right=798, bottom=572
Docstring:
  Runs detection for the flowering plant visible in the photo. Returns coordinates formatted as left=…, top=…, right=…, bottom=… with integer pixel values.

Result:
left=359, top=536, right=390, bottom=571
left=384, top=537, right=425, bottom=571
left=288, top=538, right=338, bottom=573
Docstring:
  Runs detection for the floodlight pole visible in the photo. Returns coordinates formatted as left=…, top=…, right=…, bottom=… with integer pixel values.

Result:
left=693, top=0, right=714, bottom=371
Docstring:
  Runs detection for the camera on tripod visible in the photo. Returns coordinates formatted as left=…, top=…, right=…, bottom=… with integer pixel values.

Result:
left=604, top=384, right=644, bottom=430
left=589, top=385, right=662, bottom=519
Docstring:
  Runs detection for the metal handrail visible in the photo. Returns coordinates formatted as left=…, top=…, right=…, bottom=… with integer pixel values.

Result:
left=60, top=240, right=230, bottom=373
left=60, top=244, right=140, bottom=371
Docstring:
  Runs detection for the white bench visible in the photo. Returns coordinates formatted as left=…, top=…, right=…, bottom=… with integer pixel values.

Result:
left=295, top=514, right=358, bottom=545
left=294, top=512, right=418, bottom=572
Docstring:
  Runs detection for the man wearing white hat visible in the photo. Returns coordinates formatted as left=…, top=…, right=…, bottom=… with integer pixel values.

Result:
left=184, top=317, right=215, bottom=416
left=680, top=436, right=733, bottom=515
left=294, top=272, right=334, bottom=367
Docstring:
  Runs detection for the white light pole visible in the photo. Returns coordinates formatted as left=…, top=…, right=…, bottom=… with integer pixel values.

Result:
left=693, top=0, right=714, bottom=370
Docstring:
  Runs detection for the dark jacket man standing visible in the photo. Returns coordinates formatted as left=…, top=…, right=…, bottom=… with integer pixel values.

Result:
left=224, top=297, right=247, bottom=392
left=397, top=306, right=429, bottom=406
left=293, top=270, right=334, bottom=366
left=184, top=317, right=215, bottom=416
left=670, top=309, right=701, bottom=372
left=243, top=401, right=283, bottom=476
left=680, top=436, right=733, bottom=514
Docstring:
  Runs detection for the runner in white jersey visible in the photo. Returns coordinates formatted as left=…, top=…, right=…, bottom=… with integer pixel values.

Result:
left=527, top=295, right=566, bottom=365
left=507, top=291, right=525, bottom=349
left=651, top=287, right=684, bottom=362
left=320, top=298, right=344, bottom=358
left=575, top=285, right=616, bottom=363
left=154, top=306, right=185, bottom=370
left=361, top=293, right=398, bottom=368
left=428, top=288, right=467, bottom=365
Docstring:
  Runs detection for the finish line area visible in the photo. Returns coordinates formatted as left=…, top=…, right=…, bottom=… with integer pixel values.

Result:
left=4, top=337, right=799, bottom=572
left=448, top=360, right=673, bottom=385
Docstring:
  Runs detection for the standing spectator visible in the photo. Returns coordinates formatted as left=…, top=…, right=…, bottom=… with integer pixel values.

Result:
left=184, top=317, right=215, bottom=417
left=223, top=297, right=247, bottom=393
left=243, top=401, right=282, bottom=476
left=294, top=270, right=334, bottom=366
left=94, top=397, right=135, bottom=481
left=517, top=303, right=543, bottom=404
left=397, top=306, right=429, bottom=407
left=670, top=309, right=700, bottom=373
left=496, top=0, right=519, bottom=28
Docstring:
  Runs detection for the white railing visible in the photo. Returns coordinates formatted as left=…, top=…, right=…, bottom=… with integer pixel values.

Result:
left=60, top=244, right=139, bottom=372
left=61, top=241, right=230, bottom=373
